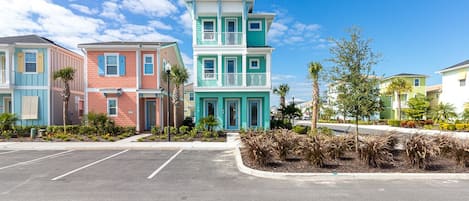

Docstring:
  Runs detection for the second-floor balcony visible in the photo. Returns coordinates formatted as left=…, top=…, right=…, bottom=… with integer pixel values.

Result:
left=201, top=32, right=244, bottom=46
left=198, top=73, right=269, bottom=89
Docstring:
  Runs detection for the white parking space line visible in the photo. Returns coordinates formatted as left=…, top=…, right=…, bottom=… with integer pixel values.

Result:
left=51, top=149, right=129, bottom=181
left=147, top=149, right=183, bottom=179
left=0, top=150, right=73, bottom=171
left=0, top=150, right=20, bottom=155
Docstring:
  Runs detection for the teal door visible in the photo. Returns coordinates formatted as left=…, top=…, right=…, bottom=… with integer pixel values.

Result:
left=226, top=100, right=239, bottom=130
left=145, top=100, right=156, bottom=130
left=248, top=99, right=261, bottom=128
left=226, top=58, right=236, bottom=86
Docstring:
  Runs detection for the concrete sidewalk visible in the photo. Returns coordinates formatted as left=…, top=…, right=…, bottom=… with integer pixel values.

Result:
left=0, top=133, right=240, bottom=150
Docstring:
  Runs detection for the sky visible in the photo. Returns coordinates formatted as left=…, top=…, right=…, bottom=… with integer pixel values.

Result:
left=1, top=0, right=469, bottom=107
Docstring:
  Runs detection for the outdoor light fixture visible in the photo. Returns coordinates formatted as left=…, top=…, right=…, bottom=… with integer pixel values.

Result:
left=165, top=63, right=172, bottom=142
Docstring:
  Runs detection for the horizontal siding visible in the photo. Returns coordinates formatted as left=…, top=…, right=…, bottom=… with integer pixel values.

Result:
left=14, top=48, right=48, bottom=86
left=141, top=50, right=158, bottom=89
left=14, top=89, right=48, bottom=126
left=87, top=51, right=137, bottom=88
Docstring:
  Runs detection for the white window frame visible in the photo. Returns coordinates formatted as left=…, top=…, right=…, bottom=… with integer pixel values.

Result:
left=204, top=99, right=218, bottom=117
left=248, top=98, right=262, bottom=127
left=202, top=58, right=216, bottom=80
left=189, top=92, right=194, bottom=101
left=143, top=54, right=154, bottom=75
left=104, top=53, right=120, bottom=77
left=248, top=20, right=262, bottom=31
left=23, top=49, right=38, bottom=74
left=202, top=19, right=216, bottom=41
left=107, top=98, right=118, bottom=117
left=414, top=78, right=420, bottom=87
left=249, top=58, right=260, bottom=69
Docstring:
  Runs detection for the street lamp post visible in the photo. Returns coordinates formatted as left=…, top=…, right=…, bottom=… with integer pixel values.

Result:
left=165, top=63, right=172, bottom=142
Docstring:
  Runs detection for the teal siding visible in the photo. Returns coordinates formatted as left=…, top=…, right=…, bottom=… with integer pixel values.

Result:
left=246, top=56, right=266, bottom=73
left=197, top=56, right=218, bottom=87
left=247, top=18, right=266, bottom=46
left=13, top=89, right=48, bottom=126
left=14, top=48, right=48, bottom=86
left=195, top=92, right=270, bottom=130
left=0, top=94, right=11, bottom=113
left=196, top=17, right=218, bottom=45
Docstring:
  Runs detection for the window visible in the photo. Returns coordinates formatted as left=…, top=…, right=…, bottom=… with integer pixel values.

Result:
left=202, top=20, right=215, bottom=41
left=107, top=98, right=117, bottom=116
left=143, top=54, right=154, bottom=75
left=248, top=100, right=261, bottom=127
left=414, top=78, right=420, bottom=86
left=24, top=51, right=37, bottom=73
left=204, top=99, right=217, bottom=117
left=248, top=21, right=262, bottom=31
left=105, top=54, right=119, bottom=76
left=249, top=59, right=260, bottom=69
left=189, top=92, right=194, bottom=101
left=460, top=79, right=466, bottom=87
left=203, top=58, right=215, bottom=79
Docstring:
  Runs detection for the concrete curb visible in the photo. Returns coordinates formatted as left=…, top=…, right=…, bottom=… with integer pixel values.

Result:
left=234, top=146, right=469, bottom=181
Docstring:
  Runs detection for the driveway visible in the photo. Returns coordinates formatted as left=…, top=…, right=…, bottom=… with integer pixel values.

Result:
left=0, top=149, right=468, bottom=201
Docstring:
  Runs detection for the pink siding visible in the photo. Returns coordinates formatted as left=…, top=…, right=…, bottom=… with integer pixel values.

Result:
left=87, top=51, right=136, bottom=88
left=87, top=92, right=137, bottom=127
left=141, top=51, right=159, bottom=89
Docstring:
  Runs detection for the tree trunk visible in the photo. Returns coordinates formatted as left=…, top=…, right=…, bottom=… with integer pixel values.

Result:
left=172, top=86, right=179, bottom=127
left=355, top=116, right=359, bottom=153
left=63, top=100, right=67, bottom=134
left=397, top=93, right=401, bottom=120
left=311, top=77, right=319, bottom=130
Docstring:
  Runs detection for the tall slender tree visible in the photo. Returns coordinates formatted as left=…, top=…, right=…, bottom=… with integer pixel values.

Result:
left=385, top=78, right=412, bottom=120
left=273, top=84, right=290, bottom=108
left=53, top=67, right=75, bottom=133
left=166, top=65, right=189, bottom=127
left=308, top=62, right=323, bottom=130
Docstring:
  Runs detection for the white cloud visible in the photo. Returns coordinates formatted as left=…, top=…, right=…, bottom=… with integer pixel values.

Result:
left=100, top=0, right=125, bottom=22
left=180, top=52, right=194, bottom=83
left=149, top=20, right=172, bottom=30
left=122, top=0, right=178, bottom=17
left=178, top=10, right=192, bottom=35
left=70, top=4, right=98, bottom=15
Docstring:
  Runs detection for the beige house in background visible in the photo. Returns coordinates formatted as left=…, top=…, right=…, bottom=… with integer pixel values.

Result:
left=426, top=84, right=442, bottom=109
left=184, top=83, right=194, bottom=119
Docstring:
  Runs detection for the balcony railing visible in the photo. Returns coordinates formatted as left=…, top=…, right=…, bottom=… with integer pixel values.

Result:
left=198, top=73, right=268, bottom=88
left=201, top=32, right=243, bottom=46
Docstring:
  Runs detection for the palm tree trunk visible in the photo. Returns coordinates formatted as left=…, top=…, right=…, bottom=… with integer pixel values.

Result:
left=397, top=93, right=401, bottom=120
left=172, top=86, right=179, bottom=127
left=63, top=100, right=68, bottom=134
left=311, top=77, right=319, bottom=130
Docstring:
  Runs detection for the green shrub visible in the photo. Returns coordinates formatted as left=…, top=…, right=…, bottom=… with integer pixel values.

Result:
left=423, top=125, right=434, bottom=130
left=202, top=130, right=212, bottom=138
left=317, top=127, right=333, bottom=137
left=0, top=113, right=17, bottom=132
left=83, top=112, right=116, bottom=134
left=456, top=124, right=465, bottom=131
left=78, top=126, right=97, bottom=135
left=189, top=128, right=198, bottom=138
left=448, top=124, right=456, bottom=131
left=170, top=127, right=178, bottom=135
left=387, top=120, right=401, bottom=127
left=151, top=126, right=161, bottom=135
left=179, top=126, right=189, bottom=134
left=198, top=115, right=219, bottom=131
left=292, top=125, right=308, bottom=134
left=1, top=130, right=13, bottom=139
left=182, top=117, right=195, bottom=128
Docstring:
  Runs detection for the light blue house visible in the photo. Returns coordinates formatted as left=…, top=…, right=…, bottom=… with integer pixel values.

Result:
left=0, top=35, right=84, bottom=126
left=185, top=0, right=275, bottom=130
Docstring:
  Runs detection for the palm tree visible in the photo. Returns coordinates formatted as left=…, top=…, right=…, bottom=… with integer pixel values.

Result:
left=53, top=67, right=75, bottom=133
left=164, top=65, right=189, bottom=127
left=385, top=78, right=412, bottom=120
left=273, top=84, right=290, bottom=108
left=308, top=62, right=322, bottom=130
left=432, top=103, right=457, bottom=123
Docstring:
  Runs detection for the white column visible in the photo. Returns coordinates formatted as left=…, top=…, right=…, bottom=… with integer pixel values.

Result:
left=217, top=0, right=222, bottom=46
left=136, top=49, right=141, bottom=88
left=193, top=54, right=198, bottom=87
left=192, top=0, right=197, bottom=47
left=242, top=0, right=247, bottom=47
left=217, top=53, right=222, bottom=86
left=242, top=54, right=246, bottom=87
left=266, top=53, right=271, bottom=88
left=5, top=50, right=9, bottom=85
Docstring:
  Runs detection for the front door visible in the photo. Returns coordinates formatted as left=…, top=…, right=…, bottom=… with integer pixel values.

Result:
left=145, top=100, right=156, bottom=130
left=226, top=58, right=236, bottom=86
left=226, top=19, right=237, bottom=45
left=226, top=99, right=239, bottom=130
left=248, top=99, right=261, bottom=128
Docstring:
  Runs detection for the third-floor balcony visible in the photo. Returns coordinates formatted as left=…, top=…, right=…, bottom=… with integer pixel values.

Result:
left=197, top=73, right=269, bottom=89
left=200, top=32, right=244, bottom=46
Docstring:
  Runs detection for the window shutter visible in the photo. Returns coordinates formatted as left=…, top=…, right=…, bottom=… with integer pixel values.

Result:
left=37, top=52, right=44, bottom=73
left=21, top=96, right=39, bottom=119
left=119, top=55, right=126, bottom=76
left=17, top=52, right=24, bottom=73
left=98, top=55, right=105, bottom=76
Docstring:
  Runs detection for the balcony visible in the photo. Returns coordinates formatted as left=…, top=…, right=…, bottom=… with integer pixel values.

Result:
left=198, top=73, right=269, bottom=89
left=200, top=32, right=244, bottom=46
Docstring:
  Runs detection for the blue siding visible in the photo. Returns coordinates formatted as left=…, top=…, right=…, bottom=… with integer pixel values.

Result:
left=14, top=89, right=48, bottom=126
left=98, top=55, right=105, bottom=76
left=14, top=48, right=48, bottom=86
left=247, top=18, right=266, bottom=47
left=119, top=55, right=126, bottom=76
left=0, top=94, right=11, bottom=113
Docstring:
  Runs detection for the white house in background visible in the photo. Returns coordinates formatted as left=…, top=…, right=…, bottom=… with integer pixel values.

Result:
left=437, top=60, right=469, bottom=114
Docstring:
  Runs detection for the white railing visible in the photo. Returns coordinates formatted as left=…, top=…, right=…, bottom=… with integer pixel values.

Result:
left=223, top=73, right=243, bottom=87
left=246, top=73, right=266, bottom=87
left=201, top=32, right=244, bottom=46
left=198, top=73, right=268, bottom=88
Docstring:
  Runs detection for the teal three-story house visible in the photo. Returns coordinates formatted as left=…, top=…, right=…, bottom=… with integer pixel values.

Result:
left=185, top=0, right=274, bottom=130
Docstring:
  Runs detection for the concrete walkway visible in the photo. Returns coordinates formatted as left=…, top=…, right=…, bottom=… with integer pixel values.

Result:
left=0, top=133, right=240, bottom=150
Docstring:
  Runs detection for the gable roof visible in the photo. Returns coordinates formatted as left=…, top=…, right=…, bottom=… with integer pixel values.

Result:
left=78, top=41, right=175, bottom=48
left=438, top=60, right=469, bottom=73
left=0, top=34, right=55, bottom=45
left=383, top=73, right=427, bottom=80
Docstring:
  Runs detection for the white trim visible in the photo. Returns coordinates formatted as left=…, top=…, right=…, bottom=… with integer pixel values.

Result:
left=202, top=19, right=216, bottom=41
left=225, top=57, right=237, bottom=73
left=247, top=98, right=262, bottom=127
left=47, top=47, right=51, bottom=125
left=203, top=98, right=218, bottom=117
left=82, top=48, right=88, bottom=115
left=225, top=17, right=238, bottom=42
left=202, top=58, right=216, bottom=80
left=143, top=54, right=154, bottom=75
left=156, top=48, right=161, bottom=88
left=104, top=53, right=119, bottom=77
left=248, top=20, right=262, bottom=31
left=225, top=98, right=240, bottom=130
left=193, top=54, right=198, bottom=87
left=107, top=98, right=118, bottom=117
left=3, top=96, right=11, bottom=113
left=249, top=58, right=260, bottom=69
left=136, top=50, right=141, bottom=88
left=22, top=49, right=38, bottom=74
left=87, top=88, right=137, bottom=92
left=194, top=87, right=271, bottom=92
left=15, top=86, right=48, bottom=90
left=136, top=93, right=140, bottom=132
left=437, top=64, right=469, bottom=74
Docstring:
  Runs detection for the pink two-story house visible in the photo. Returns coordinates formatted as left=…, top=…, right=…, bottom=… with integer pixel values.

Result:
left=78, top=42, right=185, bottom=132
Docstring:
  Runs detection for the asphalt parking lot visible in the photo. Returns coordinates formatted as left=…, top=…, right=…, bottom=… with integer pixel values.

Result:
left=1, top=149, right=469, bottom=201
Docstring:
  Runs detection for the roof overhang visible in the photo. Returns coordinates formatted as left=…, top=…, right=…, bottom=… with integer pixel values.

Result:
left=99, top=88, right=123, bottom=97
left=436, top=64, right=469, bottom=74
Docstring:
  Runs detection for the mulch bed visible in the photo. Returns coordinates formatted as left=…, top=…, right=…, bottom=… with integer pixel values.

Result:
left=0, top=135, right=128, bottom=142
left=139, top=134, right=227, bottom=142
left=241, top=148, right=469, bottom=173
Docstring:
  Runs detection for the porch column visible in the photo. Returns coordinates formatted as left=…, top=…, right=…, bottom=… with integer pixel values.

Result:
left=242, top=54, right=246, bottom=87
left=136, top=93, right=140, bottom=132
left=193, top=54, right=198, bottom=87
left=266, top=53, right=271, bottom=88
left=218, top=96, right=224, bottom=129
left=217, top=53, right=222, bottom=86
left=217, top=0, right=222, bottom=46
left=241, top=96, right=247, bottom=129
